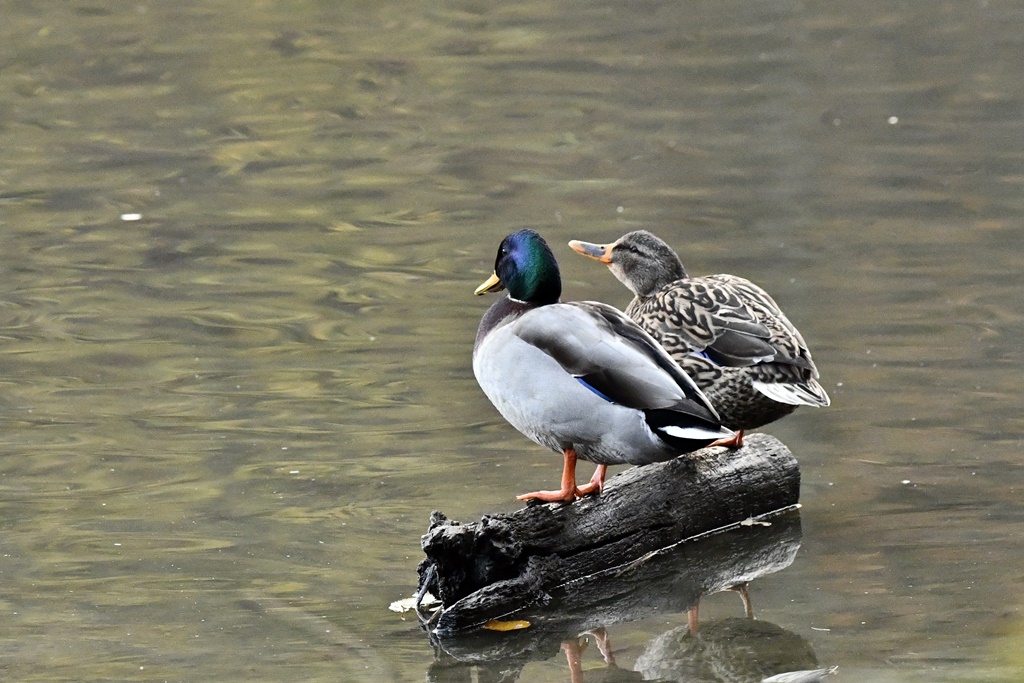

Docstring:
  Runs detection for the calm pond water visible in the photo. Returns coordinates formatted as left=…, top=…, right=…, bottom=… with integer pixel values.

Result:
left=1, top=1, right=1022, bottom=681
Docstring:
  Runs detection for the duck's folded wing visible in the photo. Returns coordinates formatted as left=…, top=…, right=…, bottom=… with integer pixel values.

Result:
left=647, top=279, right=778, bottom=367
left=708, top=274, right=818, bottom=374
left=512, top=302, right=719, bottom=422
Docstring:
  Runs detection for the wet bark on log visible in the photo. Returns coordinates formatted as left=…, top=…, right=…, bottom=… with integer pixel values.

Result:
left=418, top=433, right=800, bottom=634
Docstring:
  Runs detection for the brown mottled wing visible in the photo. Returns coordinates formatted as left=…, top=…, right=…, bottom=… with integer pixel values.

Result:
left=706, top=274, right=818, bottom=376
left=627, top=277, right=778, bottom=368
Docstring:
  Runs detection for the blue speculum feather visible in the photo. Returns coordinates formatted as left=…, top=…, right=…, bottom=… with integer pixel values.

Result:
left=576, top=377, right=615, bottom=403
left=690, top=349, right=713, bottom=362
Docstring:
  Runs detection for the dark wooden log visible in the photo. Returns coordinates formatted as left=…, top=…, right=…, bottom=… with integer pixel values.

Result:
left=426, top=512, right=802, bottom=674
left=418, top=433, right=800, bottom=635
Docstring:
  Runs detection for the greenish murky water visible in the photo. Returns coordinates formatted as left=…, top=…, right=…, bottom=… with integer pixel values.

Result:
left=1, top=1, right=1022, bottom=681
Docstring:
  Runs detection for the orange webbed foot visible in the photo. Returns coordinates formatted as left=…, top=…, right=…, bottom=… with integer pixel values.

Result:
left=516, top=488, right=577, bottom=503
left=573, top=464, right=607, bottom=497
left=711, top=429, right=745, bottom=449
left=517, top=448, right=592, bottom=504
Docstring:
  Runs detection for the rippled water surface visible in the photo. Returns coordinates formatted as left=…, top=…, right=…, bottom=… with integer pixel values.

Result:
left=1, top=1, right=1023, bottom=681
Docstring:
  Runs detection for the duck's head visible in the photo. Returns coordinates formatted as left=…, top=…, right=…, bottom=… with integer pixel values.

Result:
left=568, top=230, right=687, bottom=297
left=475, top=229, right=562, bottom=305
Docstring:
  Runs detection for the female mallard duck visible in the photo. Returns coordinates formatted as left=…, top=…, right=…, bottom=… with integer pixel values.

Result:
left=568, top=230, right=829, bottom=447
left=473, top=229, right=732, bottom=503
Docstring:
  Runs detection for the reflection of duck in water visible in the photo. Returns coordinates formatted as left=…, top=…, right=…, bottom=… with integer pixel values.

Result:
left=569, top=231, right=829, bottom=448
left=561, top=628, right=644, bottom=683
left=688, top=583, right=753, bottom=635
left=762, top=667, right=838, bottom=683
left=635, top=617, right=832, bottom=683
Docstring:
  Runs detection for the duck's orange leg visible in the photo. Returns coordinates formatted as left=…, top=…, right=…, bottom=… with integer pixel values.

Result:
left=711, top=429, right=745, bottom=449
left=517, top=448, right=580, bottom=503
left=574, top=464, right=607, bottom=497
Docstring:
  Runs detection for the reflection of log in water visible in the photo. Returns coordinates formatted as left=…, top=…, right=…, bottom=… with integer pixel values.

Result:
left=424, top=512, right=804, bottom=682
left=419, top=433, right=799, bottom=634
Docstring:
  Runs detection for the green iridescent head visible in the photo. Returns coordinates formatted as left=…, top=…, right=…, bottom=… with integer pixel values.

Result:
left=475, top=229, right=561, bottom=305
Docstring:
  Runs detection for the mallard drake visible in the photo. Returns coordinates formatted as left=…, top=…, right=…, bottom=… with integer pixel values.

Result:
left=568, top=230, right=829, bottom=447
left=473, top=229, right=732, bottom=503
